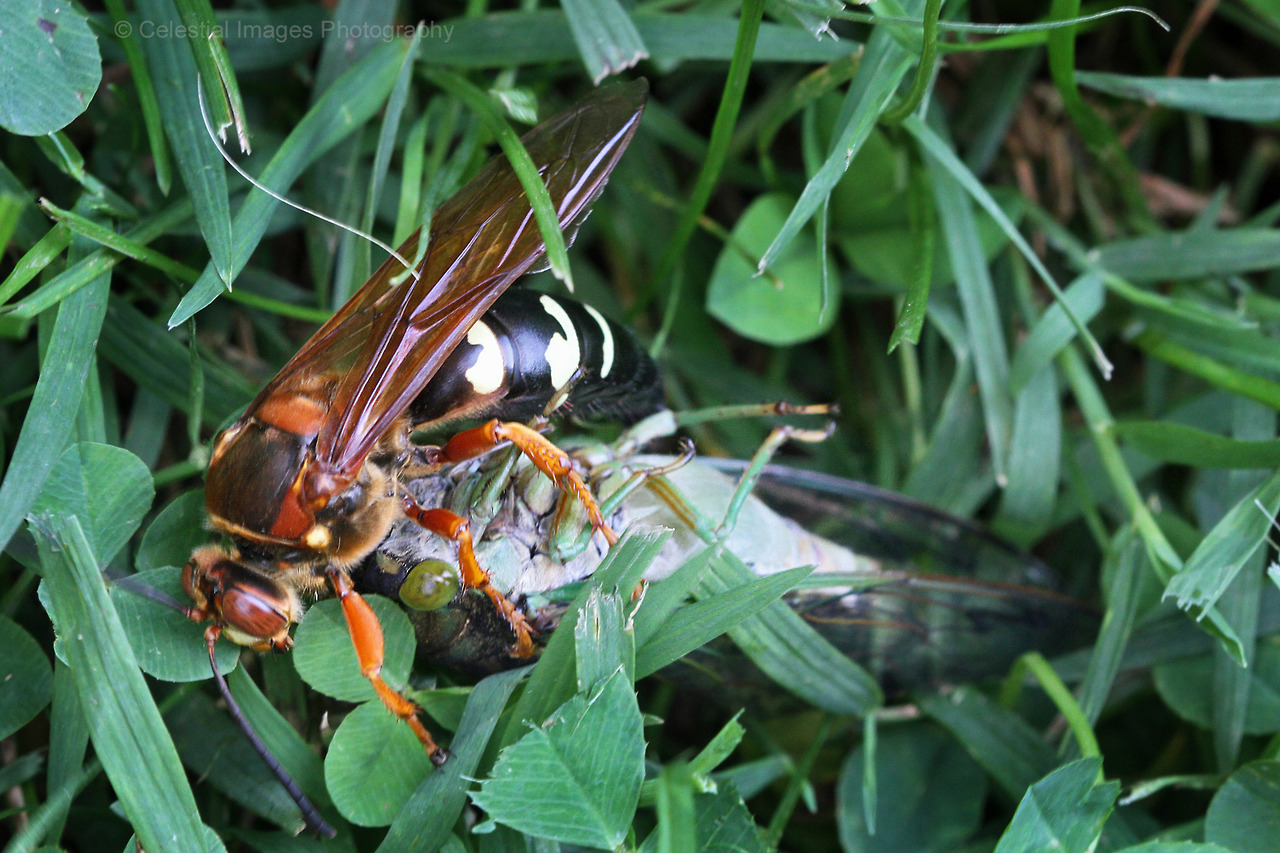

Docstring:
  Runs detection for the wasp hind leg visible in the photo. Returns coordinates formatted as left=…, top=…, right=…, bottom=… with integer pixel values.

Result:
left=400, top=497, right=536, bottom=657
left=326, top=568, right=448, bottom=765
left=438, top=419, right=619, bottom=545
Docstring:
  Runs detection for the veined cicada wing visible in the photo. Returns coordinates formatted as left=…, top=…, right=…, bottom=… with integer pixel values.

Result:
left=700, top=459, right=1097, bottom=694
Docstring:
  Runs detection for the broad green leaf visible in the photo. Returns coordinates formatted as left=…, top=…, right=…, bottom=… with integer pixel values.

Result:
left=1203, top=758, right=1280, bottom=845
left=837, top=724, right=987, bottom=853
left=293, top=595, right=416, bottom=704
left=994, top=758, right=1117, bottom=853
left=1154, top=640, right=1280, bottom=734
left=835, top=185, right=1014, bottom=294
left=822, top=115, right=905, bottom=233
left=325, top=701, right=435, bottom=827
left=1205, top=761, right=1280, bottom=852
left=474, top=669, right=644, bottom=848
left=135, top=491, right=209, bottom=572
left=707, top=193, right=837, bottom=345
left=31, top=443, right=153, bottom=567
left=0, top=0, right=101, bottom=135
left=381, top=669, right=525, bottom=852
left=0, top=616, right=53, bottom=740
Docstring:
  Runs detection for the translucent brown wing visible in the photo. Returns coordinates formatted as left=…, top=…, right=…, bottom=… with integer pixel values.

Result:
left=248, top=80, right=647, bottom=483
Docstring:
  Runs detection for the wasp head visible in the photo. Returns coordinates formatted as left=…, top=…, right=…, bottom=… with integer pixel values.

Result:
left=183, top=545, right=304, bottom=651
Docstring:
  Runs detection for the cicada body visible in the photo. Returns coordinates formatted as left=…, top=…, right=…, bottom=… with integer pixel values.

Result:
left=355, top=432, right=1096, bottom=694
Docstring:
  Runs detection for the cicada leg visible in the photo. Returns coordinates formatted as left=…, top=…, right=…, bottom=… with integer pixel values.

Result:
left=327, top=568, right=448, bottom=766
left=401, top=497, right=536, bottom=658
left=717, top=422, right=835, bottom=536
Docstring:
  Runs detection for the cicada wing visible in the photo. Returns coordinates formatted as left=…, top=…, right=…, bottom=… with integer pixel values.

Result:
left=702, top=460, right=1097, bottom=692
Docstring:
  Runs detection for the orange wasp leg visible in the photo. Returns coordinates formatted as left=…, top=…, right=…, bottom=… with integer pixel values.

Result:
left=326, top=568, right=448, bottom=766
left=440, top=419, right=620, bottom=546
left=400, top=498, right=536, bottom=658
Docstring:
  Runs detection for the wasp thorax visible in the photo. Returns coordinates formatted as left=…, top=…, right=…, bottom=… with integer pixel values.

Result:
left=205, top=418, right=312, bottom=540
left=308, top=460, right=400, bottom=562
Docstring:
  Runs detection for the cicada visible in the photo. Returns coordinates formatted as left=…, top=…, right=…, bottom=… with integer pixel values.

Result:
left=182, top=81, right=652, bottom=776
left=355, top=414, right=1095, bottom=696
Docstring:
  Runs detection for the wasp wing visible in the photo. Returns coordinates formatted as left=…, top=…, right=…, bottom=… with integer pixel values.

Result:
left=250, top=80, right=647, bottom=484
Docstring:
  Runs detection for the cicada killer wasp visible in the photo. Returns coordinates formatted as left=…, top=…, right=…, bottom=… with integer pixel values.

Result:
left=182, top=80, right=654, bottom=794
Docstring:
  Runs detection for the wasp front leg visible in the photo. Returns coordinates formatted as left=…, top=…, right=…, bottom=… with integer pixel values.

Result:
left=327, top=568, right=448, bottom=765
left=401, top=496, right=536, bottom=657
left=437, top=419, right=619, bottom=546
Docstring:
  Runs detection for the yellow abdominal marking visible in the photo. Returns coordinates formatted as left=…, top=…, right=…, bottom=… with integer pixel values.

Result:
left=583, top=303, right=615, bottom=379
left=464, top=320, right=505, bottom=395
left=539, top=295, right=580, bottom=389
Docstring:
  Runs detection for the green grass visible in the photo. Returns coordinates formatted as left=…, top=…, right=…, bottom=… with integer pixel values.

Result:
left=3, top=0, right=1280, bottom=851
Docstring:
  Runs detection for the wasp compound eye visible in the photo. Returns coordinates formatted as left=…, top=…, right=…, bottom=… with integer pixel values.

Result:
left=399, top=559, right=461, bottom=611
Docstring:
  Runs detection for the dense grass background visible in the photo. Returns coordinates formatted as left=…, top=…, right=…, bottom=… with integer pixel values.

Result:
left=3, top=0, right=1280, bottom=851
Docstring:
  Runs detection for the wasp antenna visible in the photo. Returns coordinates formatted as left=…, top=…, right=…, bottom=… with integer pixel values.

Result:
left=202, top=627, right=338, bottom=839
left=194, top=74, right=417, bottom=279
left=109, top=573, right=190, bottom=615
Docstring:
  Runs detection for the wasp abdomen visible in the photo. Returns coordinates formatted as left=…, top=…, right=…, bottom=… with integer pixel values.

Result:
left=411, top=289, right=663, bottom=428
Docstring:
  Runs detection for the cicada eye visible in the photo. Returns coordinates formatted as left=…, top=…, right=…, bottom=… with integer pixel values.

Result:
left=399, top=559, right=461, bottom=611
